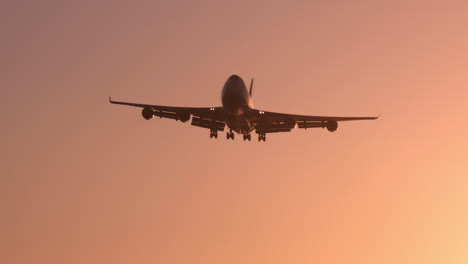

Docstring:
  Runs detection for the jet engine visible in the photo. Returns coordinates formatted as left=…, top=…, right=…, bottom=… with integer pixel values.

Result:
left=326, top=120, right=338, bottom=132
left=142, top=107, right=154, bottom=120
left=177, top=111, right=191, bottom=122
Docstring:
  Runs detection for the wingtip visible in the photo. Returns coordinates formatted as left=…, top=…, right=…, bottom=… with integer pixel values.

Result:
left=377, top=112, right=382, bottom=119
left=109, top=96, right=112, bottom=103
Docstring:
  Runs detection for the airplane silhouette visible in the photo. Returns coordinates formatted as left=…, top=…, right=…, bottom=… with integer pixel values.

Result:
left=110, top=74, right=379, bottom=141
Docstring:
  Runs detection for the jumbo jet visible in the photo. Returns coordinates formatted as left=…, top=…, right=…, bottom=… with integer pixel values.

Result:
left=110, top=74, right=379, bottom=142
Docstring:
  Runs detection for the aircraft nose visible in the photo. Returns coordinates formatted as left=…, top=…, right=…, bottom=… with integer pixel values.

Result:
left=228, top=74, right=241, bottom=81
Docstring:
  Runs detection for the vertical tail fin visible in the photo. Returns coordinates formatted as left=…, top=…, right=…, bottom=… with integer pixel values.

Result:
left=249, top=78, right=254, bottom=97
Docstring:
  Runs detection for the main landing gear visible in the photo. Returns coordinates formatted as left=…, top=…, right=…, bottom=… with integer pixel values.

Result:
left=258, top=133, right=266, bottom=142
left=226, top=130, right=235, bottom=140
left=222, top=129, right=253, bottom=142
left=210, top=130, right=218, bottom=138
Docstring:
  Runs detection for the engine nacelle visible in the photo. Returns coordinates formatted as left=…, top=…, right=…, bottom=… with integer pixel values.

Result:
left=177, top=111, right=191, bottom=122
left=142, top=107, right=154, bottom=120
left=326, top=120, right=338, bottom=132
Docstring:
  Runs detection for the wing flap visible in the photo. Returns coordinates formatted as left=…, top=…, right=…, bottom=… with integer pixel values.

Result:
left=109, top=97, right=227, bottom=130
left=251, top=108, right=379, bottom=122
left=191, top=117, right=225, bottom=131
left=256, top=128, right=292, bottom=134
left=297, top=121, right=326, bottom=129
left=153, top=110, right=178, bottom=120
left=251, top=108, right=378, bottom=134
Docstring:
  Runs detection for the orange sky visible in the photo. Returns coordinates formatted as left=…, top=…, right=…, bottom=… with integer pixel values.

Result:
left=2, top=1, right=468, bottom=263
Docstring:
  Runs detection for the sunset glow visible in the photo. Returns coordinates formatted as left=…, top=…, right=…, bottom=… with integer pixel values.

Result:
left=3, top=1, right=468, bottom=263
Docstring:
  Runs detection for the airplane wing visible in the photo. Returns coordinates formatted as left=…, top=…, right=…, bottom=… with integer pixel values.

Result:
left=109, top=97, right=226, bottom=132
left=249, top=108, right=380, bottom=134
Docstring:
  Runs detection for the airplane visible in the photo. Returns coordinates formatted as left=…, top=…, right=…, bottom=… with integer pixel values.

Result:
left=109, top=74, right=379, bottom=142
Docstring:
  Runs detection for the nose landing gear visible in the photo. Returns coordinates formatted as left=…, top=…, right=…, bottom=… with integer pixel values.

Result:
left=243, top=134, right=251, bottom=141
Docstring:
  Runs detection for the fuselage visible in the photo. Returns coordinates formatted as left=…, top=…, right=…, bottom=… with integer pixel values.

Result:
left=221, top=75, right=254, bottom=134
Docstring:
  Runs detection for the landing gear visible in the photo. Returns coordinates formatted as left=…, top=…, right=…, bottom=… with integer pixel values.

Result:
left=210, top=130, right=218, bottom=139
left=258, top=133, right=266, bottom=142
left=226, top=130, right=235, bottom=140
left=243, top=134, right=251, bottom=141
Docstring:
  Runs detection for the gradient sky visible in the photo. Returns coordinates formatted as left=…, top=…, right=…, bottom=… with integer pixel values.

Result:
left=2, top=0, right=468, bottom=263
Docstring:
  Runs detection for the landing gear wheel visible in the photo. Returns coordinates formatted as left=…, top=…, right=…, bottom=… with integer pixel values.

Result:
left=225, top=129, right=235, bottom=140
left=258, top=133, right=266, bottom=142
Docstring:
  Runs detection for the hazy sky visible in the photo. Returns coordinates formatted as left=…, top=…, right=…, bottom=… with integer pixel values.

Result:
left=2, top=0, right=468, bottom=263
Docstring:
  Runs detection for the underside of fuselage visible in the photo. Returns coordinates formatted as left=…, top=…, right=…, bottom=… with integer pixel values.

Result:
left=221, top=75, right=255, bottom=135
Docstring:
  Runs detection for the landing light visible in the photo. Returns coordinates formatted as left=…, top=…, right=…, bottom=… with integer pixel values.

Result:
left=210, top=108, right=215, bottom=111
left=259, top=111, right=264, bottom=114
